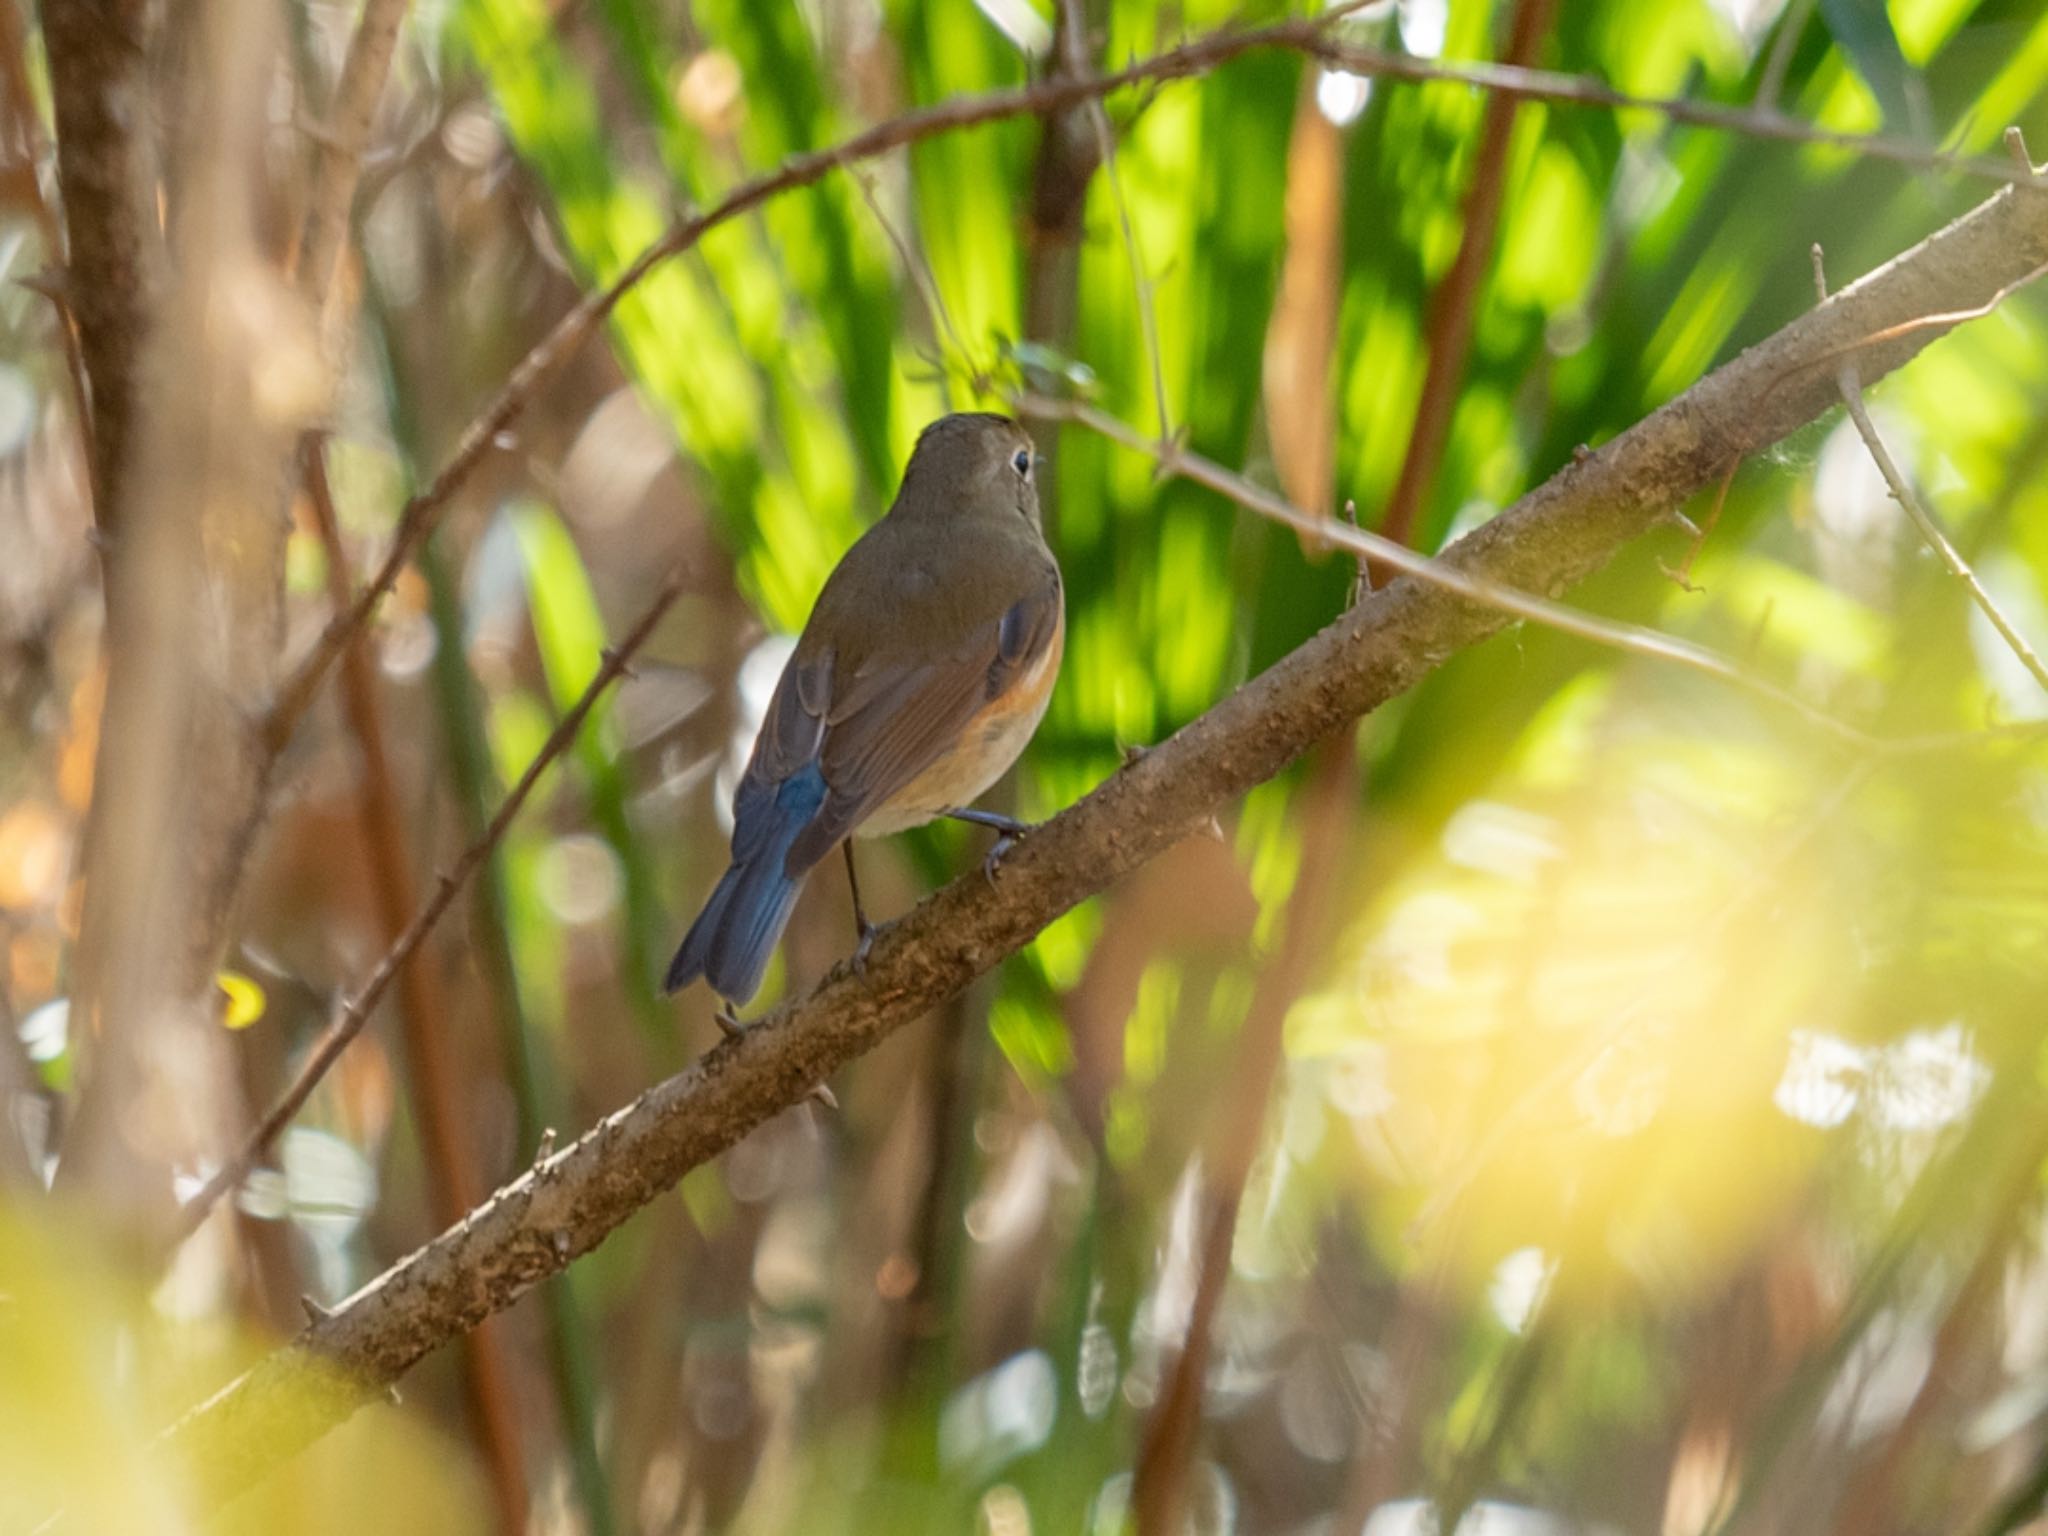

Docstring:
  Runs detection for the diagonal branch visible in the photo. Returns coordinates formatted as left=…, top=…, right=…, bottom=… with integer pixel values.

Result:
left=164, top=173, right=2048, bottom=1504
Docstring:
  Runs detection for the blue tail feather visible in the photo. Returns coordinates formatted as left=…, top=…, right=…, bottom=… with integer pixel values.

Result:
left=665, top=764, right=828, bottom=1004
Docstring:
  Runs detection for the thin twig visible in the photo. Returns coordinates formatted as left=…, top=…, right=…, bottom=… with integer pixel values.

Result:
left=1021, top=392, right=1874, bottom=748
left=1763, top=254, right=2048, bottom=408
left=849, top=167, right=973, bottom=399
left=260, top=10, right=2046, bottom=752
left=172, top=565, right=688, bottom=1242
left=1814, top=243, right=2048, bottom=696
left=1065, top=0, right=1170, bottom=443
left=260, top=6, right=1369, bottom=748
left=1308, top=38, right=2042, bottom=187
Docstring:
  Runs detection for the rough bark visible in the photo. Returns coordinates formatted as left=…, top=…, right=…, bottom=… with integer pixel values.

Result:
left=41, top=0, right=159, bottom=536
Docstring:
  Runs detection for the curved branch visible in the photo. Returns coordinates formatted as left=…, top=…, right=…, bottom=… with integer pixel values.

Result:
left=164, top=173, right=2048, bottom=1502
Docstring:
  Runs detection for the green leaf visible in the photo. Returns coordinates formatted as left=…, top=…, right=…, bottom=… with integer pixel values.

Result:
left=1818, top=0, right=1929, bottom=136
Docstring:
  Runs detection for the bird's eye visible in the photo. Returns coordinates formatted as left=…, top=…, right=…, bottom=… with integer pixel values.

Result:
left=1012, top=447, right=1033, bottom=479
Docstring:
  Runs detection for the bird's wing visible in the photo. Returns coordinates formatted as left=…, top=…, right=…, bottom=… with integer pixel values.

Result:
left=786, top=566, right=1062, bottom=870
left=727, top=648, right=831, bottom=865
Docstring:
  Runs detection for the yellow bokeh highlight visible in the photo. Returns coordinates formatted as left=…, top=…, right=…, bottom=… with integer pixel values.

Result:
left=1290, top=706, right=1856, bottom=1308
left=0, top=1212, right=483, bottom=1534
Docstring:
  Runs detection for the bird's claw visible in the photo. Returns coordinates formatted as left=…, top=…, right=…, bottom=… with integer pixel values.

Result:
left=715, top=1002, right=746, bottom=1039
left=851, top=921, right=877, bottom=976
left=983, top=829, right=1023, bottom=885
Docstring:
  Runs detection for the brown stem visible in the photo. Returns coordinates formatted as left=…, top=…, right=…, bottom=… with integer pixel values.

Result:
left=39, top=0, right=159, bottom=544
left=159, top=174, right=2048, bottom=1505
left=302, top=436, right=529, bottom=1531
left=1375, top=0, right=1557, bottom=555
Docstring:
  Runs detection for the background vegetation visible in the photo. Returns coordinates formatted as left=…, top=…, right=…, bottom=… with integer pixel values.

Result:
left=4, top=0, right=2048, bottom=1532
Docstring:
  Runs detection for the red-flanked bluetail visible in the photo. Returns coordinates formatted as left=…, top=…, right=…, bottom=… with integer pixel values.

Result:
left=665, top=413, right=1063, bottom=1015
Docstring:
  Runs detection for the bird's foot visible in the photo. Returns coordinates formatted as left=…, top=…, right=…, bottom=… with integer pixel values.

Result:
left=944, top=807, right=1033, bottom=885
left=982, top=826, right=1027, bottom=885
left=715, top=1001, right=746, bottom=1039
left=851, top=918, right=877, bottom=976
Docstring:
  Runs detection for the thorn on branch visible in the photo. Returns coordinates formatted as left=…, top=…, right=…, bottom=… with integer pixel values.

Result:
left=532, top=1127, right=556, bottom=1166
left=2006, top=126, right=2036, bottom=179
left=1343, top=499, right=1371, bottom=606
left=300, top=1294, right=334, bottom=1325
left=808, top=1082, right=840, bottom=1112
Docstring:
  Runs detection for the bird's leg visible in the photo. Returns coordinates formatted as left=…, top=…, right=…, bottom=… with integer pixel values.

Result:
left=715, top=1001, right=746, bottom=1039
left=843, top=840, right=877, bottom=974
left=945, top=807, right=1034, bottom=884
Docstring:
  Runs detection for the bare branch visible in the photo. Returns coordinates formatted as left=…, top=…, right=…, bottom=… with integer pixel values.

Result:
left=293, top=0, right=409, bottom=306
left=163, top=173, right=2048, bottom=1504
left=1308, top=38, right=2038, bottom=186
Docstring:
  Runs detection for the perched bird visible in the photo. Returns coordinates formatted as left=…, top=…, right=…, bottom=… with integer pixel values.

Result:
left=665, top=412, right=1063, bottom=1018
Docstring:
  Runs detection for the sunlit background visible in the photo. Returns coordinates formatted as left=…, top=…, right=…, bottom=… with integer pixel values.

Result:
left=5, top=0, right=2048, bottom=1531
